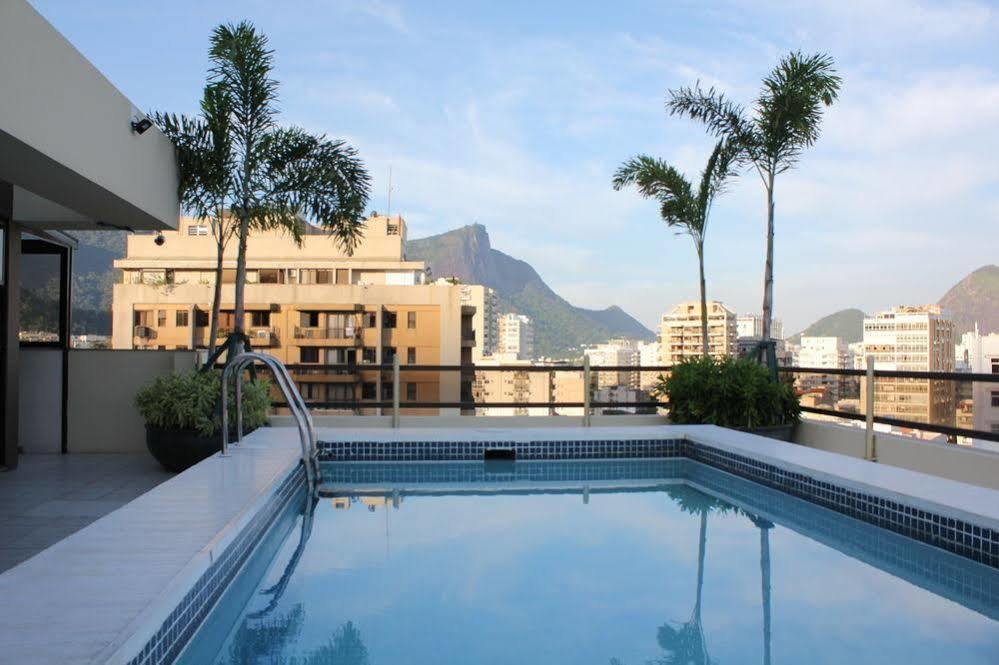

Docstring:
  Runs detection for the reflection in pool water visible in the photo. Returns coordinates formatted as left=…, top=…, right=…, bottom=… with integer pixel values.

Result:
left=179, top=460, right=999, bottom=665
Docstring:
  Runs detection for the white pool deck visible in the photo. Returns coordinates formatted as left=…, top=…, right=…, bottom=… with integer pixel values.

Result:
left=1, top=425, right=998, bottom=665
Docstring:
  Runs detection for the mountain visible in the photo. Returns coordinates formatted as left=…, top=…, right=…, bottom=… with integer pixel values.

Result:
left=938, top=265, right=999, bottom=336
left=789, top=308, right=866, bottom=345
left=406, top=224, right=654, bottom=358
left=67, top=230, right=127, bottom=335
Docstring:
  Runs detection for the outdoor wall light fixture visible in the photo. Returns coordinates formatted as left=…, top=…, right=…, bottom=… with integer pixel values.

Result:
left=154, top=233, right=165, bottom=246
left=130, top=117, right=153, bottom=134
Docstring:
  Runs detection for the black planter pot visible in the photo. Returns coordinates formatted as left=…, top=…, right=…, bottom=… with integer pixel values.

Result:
left=145, top=426, right=222, bottom=473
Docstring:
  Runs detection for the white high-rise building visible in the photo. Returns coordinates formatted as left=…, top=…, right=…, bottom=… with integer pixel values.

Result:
left=737, top=314, right=784, bottom=341
left=497, top=313, right=534, bottom=360
left=637, top=340, right=661, bottom=390
left=796, top=336, right=850, bottom=401
left=584, top=339, right=639, bottom=389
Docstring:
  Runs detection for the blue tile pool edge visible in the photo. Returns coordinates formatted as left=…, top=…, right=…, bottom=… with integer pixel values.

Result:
left=122, top=465, right=306, bottom=665
left=319, top=437, right=998, bottom=569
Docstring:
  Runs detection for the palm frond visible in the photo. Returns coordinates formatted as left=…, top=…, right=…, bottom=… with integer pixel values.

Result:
left=667, top=84, right=758, bottom=164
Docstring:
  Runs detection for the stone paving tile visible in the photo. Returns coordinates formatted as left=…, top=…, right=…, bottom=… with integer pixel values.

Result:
left=0, top=454, right=173, bottom=573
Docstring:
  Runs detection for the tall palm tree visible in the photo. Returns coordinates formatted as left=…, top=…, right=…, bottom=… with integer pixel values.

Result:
left=667, top=52, right=840, bottom=340
left=614, top=141, right=737, bottom=357
left=159, top=22, right=370, bottom=357
left=749, top=516, right=774, bottom=665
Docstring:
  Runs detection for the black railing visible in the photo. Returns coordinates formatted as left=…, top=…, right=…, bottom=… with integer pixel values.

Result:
left=779, top=365, right=999, bottom=444
left=241, top=361, right=999, bottom=444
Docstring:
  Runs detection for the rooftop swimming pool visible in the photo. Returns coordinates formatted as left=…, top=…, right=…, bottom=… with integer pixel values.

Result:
left=178, top=459, right=999, bottom=664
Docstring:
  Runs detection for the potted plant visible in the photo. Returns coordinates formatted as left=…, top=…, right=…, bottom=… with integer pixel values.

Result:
left=653, top=356, right=800, bottom=440
left=135, top=369, right=271, bottom=472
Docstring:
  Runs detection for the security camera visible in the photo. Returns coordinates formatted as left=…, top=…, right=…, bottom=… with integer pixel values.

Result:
left=154, top=233, right=165, bottom=246
left=131, top=118, right=153, bottom=135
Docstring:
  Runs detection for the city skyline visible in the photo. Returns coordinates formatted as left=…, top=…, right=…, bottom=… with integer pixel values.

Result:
left=30, top=0, right=999, bottom=332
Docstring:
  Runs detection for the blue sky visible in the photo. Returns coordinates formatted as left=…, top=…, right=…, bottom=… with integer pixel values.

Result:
left=31, top=0, right=999, bottom=332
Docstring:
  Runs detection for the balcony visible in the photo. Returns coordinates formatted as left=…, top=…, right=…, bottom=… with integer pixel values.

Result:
left=247, top=326, right=278, bottom=347
left=288, top=364, right=359, bottom=383
left=461, top=328, right=476, bottom=347
left=293, top=326, right=361, bottom=346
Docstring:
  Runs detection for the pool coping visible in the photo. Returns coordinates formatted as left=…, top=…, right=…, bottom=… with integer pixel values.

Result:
left=0, top=427, right=303, bottom=665
left=1, top=424, right=998, bottom=665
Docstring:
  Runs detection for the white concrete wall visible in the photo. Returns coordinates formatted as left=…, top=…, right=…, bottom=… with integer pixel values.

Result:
left=18, top=348, right=63, bottom=453
left=793, top=420, right=999, bottom=490
left=0, top=1, right=178, bottom=230
left=67, top=350, right=197, bottom=453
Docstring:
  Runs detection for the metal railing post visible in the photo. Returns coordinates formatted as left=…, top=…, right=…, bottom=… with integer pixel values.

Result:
left=392, top=354, right=400, bottom=428
left=864, top=355, right=876, bottom=462
left=583, top=355, right=592, bottom=427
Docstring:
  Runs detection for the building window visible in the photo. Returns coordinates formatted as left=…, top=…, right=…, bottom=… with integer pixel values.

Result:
left=221, top=269, right=237, bottom=284
left=992, top=359, right=999, bottom=375
left=991, top=423, right=999, bottom=434
left=187, top=224, right=208, bottom=236
left=157, top=310, right=166, bottom=327
left=383, top=347, right=397, bottom=364
left=176, top=311, right=189, bottom=327
left=361, top=382, right=376, bottom=400
left=300, top=347, right=319, bottom=363
left=407, top=311, right=417, bottom=329
left=195, top=309, right=209, bottom=327
left=406, top=383, right=417, bottom=401
left=407, top=347, right=417, bottom=364
left=250, top=311, right=270, bottom=327
left=336, top=269, right=349, bottom=285
left=992, top=391, right=999, bottom=408
left=316, top=270, right=332, bottom=284
left=134, top=310, right=150, bottom=326
left=383, top=311, right=397, bottom=329
left=381, top=382, right=394, bottom=400
left=362, top=348, right=377, bottom=364
left=259, top=269, right=281, bottom=284
left=364, top=312, right=377, bottom=328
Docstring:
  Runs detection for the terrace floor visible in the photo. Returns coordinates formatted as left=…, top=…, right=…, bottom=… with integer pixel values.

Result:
left=0, top=453, right=174, bottom=573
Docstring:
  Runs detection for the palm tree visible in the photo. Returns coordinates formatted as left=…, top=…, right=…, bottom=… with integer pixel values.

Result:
left=667, top=52, right=840, bottom=341
left=749, top=515, right=774, bottom=665
left=614, top=141, right=737, bottom=357
left=159, top=21, right=371, bottom=357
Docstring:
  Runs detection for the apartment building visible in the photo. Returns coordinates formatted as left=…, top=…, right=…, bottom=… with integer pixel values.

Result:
left=659, top=301, right=738, bottom=364
left=796, top=336, right=852, bottom=402
left=472, top=359, right=551, bottom=416
left=955, top=326, right=999, bottom=440
left=860, top=305, right=955, bottom=427
left=736, top=314, right=784, bottom=341
left=584, top=338, right=639, bottom=389
left=637, top=341, right=661, bottom=390
left=497, top=313, right=534, bottom=360
left=112, top=215, right=474, bottom=413
left=460, top=284, right=498, bottom=361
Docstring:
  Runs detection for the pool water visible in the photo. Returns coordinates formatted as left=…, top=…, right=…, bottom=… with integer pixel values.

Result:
left=179, top=460, right=999, bottom=664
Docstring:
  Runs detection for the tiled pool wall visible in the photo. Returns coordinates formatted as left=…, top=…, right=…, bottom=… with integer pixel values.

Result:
left=125, top=467, right=306, bottom=665
left=319, top=437, right=999, bottom=569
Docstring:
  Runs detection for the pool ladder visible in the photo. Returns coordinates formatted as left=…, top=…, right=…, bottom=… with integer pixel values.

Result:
left=221, top=352, right=320, bottom=492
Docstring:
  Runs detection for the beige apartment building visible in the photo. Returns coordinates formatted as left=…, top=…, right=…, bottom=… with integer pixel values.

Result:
left=860, top=305, right=955, bottom=427
left=659, top=301, right=738, bottom=364
left=112, top=215, right=476, bottom=413
left=584, top=339, right=639, bottom=389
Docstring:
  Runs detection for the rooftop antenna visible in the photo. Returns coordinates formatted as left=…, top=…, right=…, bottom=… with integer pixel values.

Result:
left=387, top=166, right=393, bottom=217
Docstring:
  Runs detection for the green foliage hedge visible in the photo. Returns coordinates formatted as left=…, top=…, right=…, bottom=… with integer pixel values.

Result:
left=653, top=356, right=800, bottom=428
left=135, top=369, right=271, bottom=437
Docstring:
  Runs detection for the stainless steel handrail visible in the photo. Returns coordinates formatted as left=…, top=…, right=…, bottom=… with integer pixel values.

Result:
left=221, top=352, right=319, bottom=490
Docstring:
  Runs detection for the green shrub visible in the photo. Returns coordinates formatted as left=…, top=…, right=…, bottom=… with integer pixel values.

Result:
left=135, top=369, right=271, bottom=437
left=653, top=356, right=800, bottom=428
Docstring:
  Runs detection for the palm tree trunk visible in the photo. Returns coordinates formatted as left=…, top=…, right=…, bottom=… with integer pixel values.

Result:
left=208, top=239, right=224, bottom=356
left=697, top=242, right=709, bottom=358
left=761, top=170, right=775, bottom=341
left=233, top=213, right=249, bottom=344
